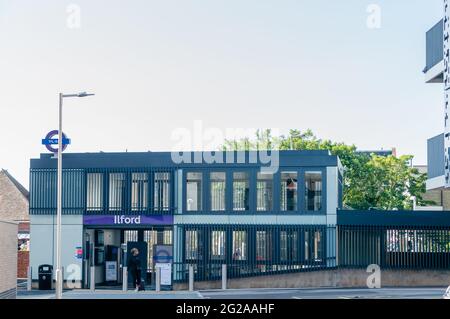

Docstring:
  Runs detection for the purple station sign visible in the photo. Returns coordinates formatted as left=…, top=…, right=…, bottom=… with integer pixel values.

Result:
left=83, top=215, right=173, bottom=226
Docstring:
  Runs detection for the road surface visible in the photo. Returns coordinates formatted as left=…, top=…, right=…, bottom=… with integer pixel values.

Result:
left=17, top=287, right=448, bottom=299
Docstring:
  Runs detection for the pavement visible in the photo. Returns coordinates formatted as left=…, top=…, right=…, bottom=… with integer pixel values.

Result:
left=17, top=287, right=449, bottom=299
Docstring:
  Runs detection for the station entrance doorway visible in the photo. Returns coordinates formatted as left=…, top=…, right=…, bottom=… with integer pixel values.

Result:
left=83, top=226, right=173, bottom=290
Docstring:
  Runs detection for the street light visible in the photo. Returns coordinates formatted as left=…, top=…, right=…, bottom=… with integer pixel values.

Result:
left=55, top=92, right=94, bottom=299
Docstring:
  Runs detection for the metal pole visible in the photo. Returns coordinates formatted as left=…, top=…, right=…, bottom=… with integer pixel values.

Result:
left=221, top=264, right=227, bottom=290
left=122, top=266, right=128, bottom=292
left=90, top=266, right=95, bottom=292
left=83, top=259, right=88, bottom=288
left=27, top=266, right=32, bottom=291
left=55, top=93, right=63, bottom=299
left=188, top=265, right=194, bottom=292
left=155, top=267, right=161, bottom=292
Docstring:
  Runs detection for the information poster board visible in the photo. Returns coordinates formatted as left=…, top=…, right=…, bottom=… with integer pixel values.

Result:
left=105, top=261, right=117, bottom=281
left=75, top=247, right=83, bottom=259
left=155, top=262, right=172, bottom=285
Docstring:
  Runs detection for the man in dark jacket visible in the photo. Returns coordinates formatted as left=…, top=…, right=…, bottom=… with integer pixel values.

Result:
left=128, top=248, right=141, bottom=292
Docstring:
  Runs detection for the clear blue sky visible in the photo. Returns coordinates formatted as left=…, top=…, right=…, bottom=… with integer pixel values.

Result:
left=0, top=0, right=445, bottom=187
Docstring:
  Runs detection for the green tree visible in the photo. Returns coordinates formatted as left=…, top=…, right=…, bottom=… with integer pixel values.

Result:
left=222, top=129, right=433, bottom=210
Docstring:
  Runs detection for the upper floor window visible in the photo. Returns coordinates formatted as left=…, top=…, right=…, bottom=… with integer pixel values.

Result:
left=233, top=172, right=249, bottom=211
left=257, top=172, right=273, bottom=211
left=280, top=172, right=297, bottom=211
left=210, top=172, right=226, bottom=211
left=186, top=172, right=202, bottom=211
left=305, top=171, right=322, bottom=211
left=131, top=172, right=148, bottom=211
left=87, top=173, right=103, bottom=211
left=109, top=173, right=125, bottom=211
left=154, top=172, right=170, bottom=211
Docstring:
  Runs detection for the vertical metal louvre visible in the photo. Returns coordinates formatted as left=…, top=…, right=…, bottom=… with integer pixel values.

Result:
left=338, top=225, right=450, bottom=269
left=30, top=167, right=175, bottom=215
left=30, top=168, right=84, bottom=215
left=173, top=224, right=333, bottom=282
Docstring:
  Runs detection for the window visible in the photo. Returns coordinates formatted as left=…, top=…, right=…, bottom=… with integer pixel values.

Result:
left=314, top=230, right=322, bottom=261
left=94, top=229, right=105, bottom=266
left=257, top=172, right=273, bottom=211
left=87, top=173, right=103, bottom=211
left=163, top=230, right=172, bottom=245
left=304, top=230, right=310, bottom=261
left=304, top=229, right=323, bottom=262
left=305, top=171, right=322, bottom=211
left=338, top=171, right=343, bottom=209
left=210, top=172, right=226, bottom=211
left=232, top=231, right=247, bottom=261
left=143, top=229, right=173, bottom=269
left=95, top=248, right=105, bottom=266
left=280, top=230, right=298, bottom=262
left=109, top=173, right=125, bottom=211
left=154, top=172, right=170, bottom=211
left=186, top=172, right=202, bottom=211
left=211, top=231, right=225, bottom=260
left=131, top=173, right=148, bottom=211
left=144, top=230, right=157, bottom=268
left=185, top=230, right=198, bottom=260
left=280, top=231, right=287, bottom=261
left=124, top=230, right=138, bottom=243
left=95, top=230, right=104, bottom=246
left=256, top=230, right=273, bottom=261
left=233, top=172, right=249, bottom=211
left=280, top=172, right=297, bottom=211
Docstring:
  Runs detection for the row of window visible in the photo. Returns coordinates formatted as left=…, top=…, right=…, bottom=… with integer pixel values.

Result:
left=186, top=171, right=323, bottom=212
left=184, top=228, right=324, bottom=263
left=85, top=170, right=323, bottom=212
left=87, top=172, right=171, bottom=211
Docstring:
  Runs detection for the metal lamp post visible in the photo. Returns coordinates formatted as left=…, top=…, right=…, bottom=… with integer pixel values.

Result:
left=55, top=92, right=94, bottom=299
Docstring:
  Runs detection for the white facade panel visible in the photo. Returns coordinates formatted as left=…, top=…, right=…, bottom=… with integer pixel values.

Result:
left=425, top=60, right=444, bottom=83
left=326, top=166, right=338, bottom=226
left=30, top=215, right=83, bottom=280
left=426, top=174, right=445, bottom=190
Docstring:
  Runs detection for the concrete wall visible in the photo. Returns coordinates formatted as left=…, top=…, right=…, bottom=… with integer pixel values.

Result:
left=174, top=268, right=450, bottom=290
left=0, top=220, right=18, bottom=299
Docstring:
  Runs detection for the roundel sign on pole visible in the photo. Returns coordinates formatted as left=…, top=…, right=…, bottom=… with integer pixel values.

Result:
left=41, top=130, right=71, bottom=153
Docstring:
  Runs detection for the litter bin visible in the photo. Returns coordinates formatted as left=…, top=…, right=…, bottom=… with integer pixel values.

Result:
left=38, top=264, right=53, bottom=290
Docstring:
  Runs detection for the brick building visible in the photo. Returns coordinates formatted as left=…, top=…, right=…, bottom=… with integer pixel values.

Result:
left=0, top=220, right=18, bottom=298
left=0, top=169, right=30, bottom=278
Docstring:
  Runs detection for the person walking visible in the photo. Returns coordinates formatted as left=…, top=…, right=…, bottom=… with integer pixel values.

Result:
left=128, top=248, right=142, bottom=292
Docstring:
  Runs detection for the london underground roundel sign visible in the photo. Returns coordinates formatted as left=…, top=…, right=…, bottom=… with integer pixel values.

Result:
left=41, top=130, right=71, bottom=153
